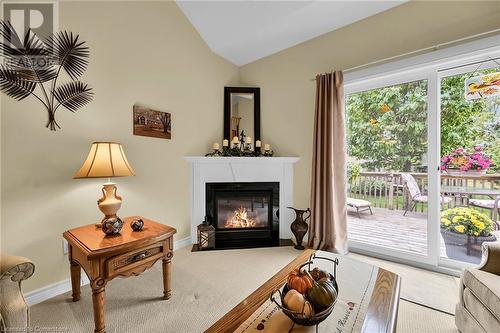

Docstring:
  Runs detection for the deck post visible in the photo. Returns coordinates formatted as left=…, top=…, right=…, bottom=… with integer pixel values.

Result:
left=388, top=173, right=394, bottom=210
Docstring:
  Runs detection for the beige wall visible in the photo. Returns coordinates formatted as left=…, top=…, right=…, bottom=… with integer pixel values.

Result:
left=1, top=0, right=500, bottom=293
left=0, top=1, right=238, bottom=292
left=239, top=0, right=500, bottom=217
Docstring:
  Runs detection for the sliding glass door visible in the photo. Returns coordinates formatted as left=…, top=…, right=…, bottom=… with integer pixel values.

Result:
left=438, top=64, right=500, bottom=265
left=345, top=49, right=500, bottom=270
left=346, top=77, right=430, bottom=262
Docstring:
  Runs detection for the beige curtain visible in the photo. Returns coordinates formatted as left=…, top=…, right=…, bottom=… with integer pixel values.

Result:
left=308, top=71, right=348, bottom=254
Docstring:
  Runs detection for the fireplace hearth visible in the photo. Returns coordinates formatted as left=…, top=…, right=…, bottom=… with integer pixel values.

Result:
left=206, top=182, right=279, bottom=249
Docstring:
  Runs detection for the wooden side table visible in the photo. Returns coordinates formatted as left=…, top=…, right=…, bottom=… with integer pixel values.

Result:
left=63, top=216, right=176, bottom=333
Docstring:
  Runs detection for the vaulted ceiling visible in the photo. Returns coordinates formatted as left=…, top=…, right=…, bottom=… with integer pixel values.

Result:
left=177, top=1, right=407, bottom=66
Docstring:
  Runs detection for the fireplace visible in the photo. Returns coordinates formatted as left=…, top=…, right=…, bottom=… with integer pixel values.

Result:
left=206, top=182, right=279, bottom=249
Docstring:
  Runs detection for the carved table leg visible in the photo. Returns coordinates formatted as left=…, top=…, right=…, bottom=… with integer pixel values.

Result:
left=162, top=257, right=172, bottom=300
left=70, top=260, right=81, bottom=302
left=92, top=286, right=106, bottom=333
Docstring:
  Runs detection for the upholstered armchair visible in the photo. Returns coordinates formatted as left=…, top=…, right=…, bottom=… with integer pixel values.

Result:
left=456, top=242, right=500, bottom=332
left=0, top=254, right=35, bottom=332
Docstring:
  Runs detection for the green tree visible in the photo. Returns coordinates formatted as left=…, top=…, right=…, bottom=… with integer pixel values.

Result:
left=347, top=80, right=428, bottom=172
left=347, top=69, right=500, bottom=173
left=441, top=69, right=500, bottom=172
left=441, top=73, right=485, bottom=155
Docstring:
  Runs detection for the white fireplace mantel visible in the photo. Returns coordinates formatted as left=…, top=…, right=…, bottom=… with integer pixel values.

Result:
left=184, top=156, right=300, bottom=244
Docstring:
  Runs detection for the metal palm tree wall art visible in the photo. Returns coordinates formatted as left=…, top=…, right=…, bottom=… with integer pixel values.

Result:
left=0, top=21, right=93, bottom=131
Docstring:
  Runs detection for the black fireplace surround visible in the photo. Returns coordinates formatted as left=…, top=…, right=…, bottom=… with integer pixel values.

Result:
left=206, top=182, right=279, bottom=249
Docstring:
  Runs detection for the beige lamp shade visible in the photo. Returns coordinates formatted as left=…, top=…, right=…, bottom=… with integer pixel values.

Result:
left=74, top=142, right=135, bottom=178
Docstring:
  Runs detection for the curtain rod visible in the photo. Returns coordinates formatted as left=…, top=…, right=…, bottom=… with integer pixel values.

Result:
left=309, top=28, right=500, bottom=81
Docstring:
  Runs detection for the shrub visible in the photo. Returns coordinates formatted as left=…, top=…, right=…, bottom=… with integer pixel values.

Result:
left=347, top=162, right=361, bottom=183
left=440, top=207, right=494, bottom=237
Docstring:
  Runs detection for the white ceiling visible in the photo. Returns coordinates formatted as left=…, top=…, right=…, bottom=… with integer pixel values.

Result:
left=176, top=1, right=407, bottom=66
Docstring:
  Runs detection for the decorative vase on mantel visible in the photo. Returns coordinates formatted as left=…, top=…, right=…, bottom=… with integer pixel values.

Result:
left=288, top=207, right=311, bottom=250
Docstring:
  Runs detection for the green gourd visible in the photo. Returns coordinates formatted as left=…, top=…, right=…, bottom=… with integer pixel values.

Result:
left=306, top=279, right=337, bottom=311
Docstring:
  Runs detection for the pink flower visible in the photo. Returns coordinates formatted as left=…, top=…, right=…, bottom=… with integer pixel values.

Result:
left=477, top=167, right=482, bottom=171
left=460, top=166, right=469, bottom=171
left=474, top=146, right=482, bottom=151
left=440, top=165, right=446, bottom=170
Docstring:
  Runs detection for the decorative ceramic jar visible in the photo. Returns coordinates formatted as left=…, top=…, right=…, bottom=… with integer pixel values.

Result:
left=98, top=182, right=122, bottom=221
left=130, top=218, right=144, bottom=231
left=101, top=217, right=123, bottom=236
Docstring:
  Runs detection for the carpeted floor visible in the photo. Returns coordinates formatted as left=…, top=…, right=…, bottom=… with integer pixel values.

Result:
left=31, top=246, right=458, bottom=332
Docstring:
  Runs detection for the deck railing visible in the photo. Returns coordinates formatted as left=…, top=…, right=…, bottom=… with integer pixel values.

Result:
left=348, top=172, right=500, bottom=214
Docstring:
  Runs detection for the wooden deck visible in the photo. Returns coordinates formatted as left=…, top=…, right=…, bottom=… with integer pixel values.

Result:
left=348, top=207, right=447, bottom=257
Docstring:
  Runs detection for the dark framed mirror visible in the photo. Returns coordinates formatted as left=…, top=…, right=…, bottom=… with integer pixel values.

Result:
left=224, top=87, right=260, bottom=142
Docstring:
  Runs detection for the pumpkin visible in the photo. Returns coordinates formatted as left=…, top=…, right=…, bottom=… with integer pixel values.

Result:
left=307, top=279, right=337, bottom=311
left=283, top=289, right=314, bottom=318
left=287, top=268, right=315, bottom=294
left=310, top=267, right=332, bottom=282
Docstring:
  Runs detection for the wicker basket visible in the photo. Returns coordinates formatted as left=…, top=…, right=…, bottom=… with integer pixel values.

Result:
left=270, top=253, right=339, bottom=328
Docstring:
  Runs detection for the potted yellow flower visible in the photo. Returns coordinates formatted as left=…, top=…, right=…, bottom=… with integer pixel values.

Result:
left=440, top=207, right=496, bottom=261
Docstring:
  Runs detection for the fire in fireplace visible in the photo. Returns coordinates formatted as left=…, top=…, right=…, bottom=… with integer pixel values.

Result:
left=206, top=182, right=279, bottom=249
left=224, top=206, right=259, bottom=228
left=218, top=197, right=269, bottom=229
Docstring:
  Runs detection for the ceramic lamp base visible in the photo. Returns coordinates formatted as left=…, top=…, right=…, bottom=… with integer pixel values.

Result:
left=96, top=182, right=123, bottom=228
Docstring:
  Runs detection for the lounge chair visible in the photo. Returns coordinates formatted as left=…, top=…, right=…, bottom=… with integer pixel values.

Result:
left=401, top=173, right=452, bottom=216
left=469, top=198, right=500, bottom=223
left=346, top=197, right=373, bottom=218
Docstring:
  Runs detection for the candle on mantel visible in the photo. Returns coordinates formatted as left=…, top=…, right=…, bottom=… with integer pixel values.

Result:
left=264, top=144, right=271, bottom=151
left=255, top=140, right=261, bottom=148
left=245, top=137, right=252, bottom=144
left=212, top=142, right=220, bottom=150
left=232, top=136, right=240, bottom=144
left=222, top=139, right=229, bottom=147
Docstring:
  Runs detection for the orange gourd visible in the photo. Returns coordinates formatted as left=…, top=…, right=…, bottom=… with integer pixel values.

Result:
left=287, top=268, right=314, bottom=294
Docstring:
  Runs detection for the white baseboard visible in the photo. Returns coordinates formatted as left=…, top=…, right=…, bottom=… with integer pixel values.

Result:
left=174, top=236, right=193, bottom=250
left=25, top=273, right=91, bottom=306
left=25, top=236, right=192, bottom=306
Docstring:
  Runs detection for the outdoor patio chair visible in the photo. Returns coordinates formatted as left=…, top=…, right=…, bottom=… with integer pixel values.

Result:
left=346, top=198, right=373, bottom=218
left=469, top=198, right=499, bottom=223
left=401, top=173, right=452, bottom=216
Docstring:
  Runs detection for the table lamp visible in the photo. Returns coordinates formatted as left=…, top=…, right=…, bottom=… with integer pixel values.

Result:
left=74, top=142, right=135, bottom=227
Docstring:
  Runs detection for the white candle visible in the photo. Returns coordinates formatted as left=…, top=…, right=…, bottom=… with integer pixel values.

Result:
left=222, top=139, right=229, bottom=147
left=255, top=140, right=261, bottom=148
left=212, top=142, right=220, bottom=150
left=245, top=137, right=252, bottom=144
left=232, top=136, right=239, bottom=144
left=264, top=144, right=270, bottom=151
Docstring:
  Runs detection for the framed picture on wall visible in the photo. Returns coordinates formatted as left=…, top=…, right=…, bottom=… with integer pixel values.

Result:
left=133, top=105, right=171, bottom=139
